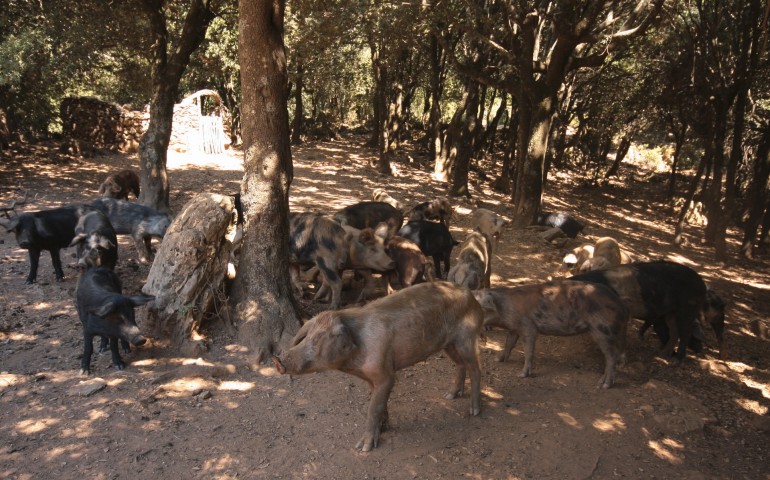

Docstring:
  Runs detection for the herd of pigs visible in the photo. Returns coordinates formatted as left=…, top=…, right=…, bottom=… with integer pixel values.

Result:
left=1, top=170, right=727, bottom=452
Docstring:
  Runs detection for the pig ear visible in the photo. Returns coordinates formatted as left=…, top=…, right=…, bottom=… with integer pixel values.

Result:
left=98, top=237, right=115, bottom=250
left=2, top=217, right=20, bottom=232
left=69, top=233, right=87, bottom=247
left=92, top=301, right=116, bottom=317
left=373, top=222, right=390, bottom=241
left=128, top=294, right=154, bottom=307
left=323, top=317, right=356, bottom=363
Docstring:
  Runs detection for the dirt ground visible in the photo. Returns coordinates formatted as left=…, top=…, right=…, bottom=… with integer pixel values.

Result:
left=1, top=134, right=768, bottom=480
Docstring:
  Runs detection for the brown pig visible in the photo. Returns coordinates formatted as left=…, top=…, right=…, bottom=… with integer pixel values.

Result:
left=273, top=281, right=484, bottom=452
left=473, top=280, right=629, bottom=388
left=98, top=169, right=140, bottom=200
left=384, top=235, right=434, bottom=294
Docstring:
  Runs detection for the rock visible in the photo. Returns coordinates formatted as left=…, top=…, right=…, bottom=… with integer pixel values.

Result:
left=70, top=378, right=107, bottom=397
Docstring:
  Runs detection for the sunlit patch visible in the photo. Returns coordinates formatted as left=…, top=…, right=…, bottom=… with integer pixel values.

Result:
left=647, top=438, right=684, bottom=464
left=482, top=388, right=503, bottom=400
left=161, top=378, right=216, bottom=397
left=106, top=378, right=126, bottom=387
left=6, top=333, right=37, bottom=342
left=224, top=344, right=249, bottom=353
left=257, top=365, right=281, bottom=377
left=218, top=381, right=255, bottom=392
left=31, top=302, right=51, bottom=310
left=735, top=398, right=768, bottom=415
left=181, top=358, right=216, bottom=367
left=88, top=409, right=110, bottom=421
left=558, top=412, right=582, bottom=429
left=15, top=417, right=60, bottom=434
left=0, top=373, right=24, bottom=389
left=44, top=445, right=83, bottom=462
left=199, top=453, right=239, bottom=473
left=592, top=413, right=626, bottom=432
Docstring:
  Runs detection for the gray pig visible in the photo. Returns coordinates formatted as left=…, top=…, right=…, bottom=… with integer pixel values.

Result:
left=473, top=280, right=629, bottom=388
left=273, top=281, right=483, bottom=452
left=91, top=198, right=170, bottom=263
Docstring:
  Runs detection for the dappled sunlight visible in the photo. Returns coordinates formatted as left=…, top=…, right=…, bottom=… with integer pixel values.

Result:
left=647, top=436, right=685, bottom=465
left=199, top=453, right=242, bottom=476
left=482, top=388, right=504, bottom=401
left=557, top=412, right=582, bottom=429
left=591, top=412, right=626, bottom=432
left=3, top=332, right=38, bottom=342
left=15, top=417, right=60, bottom=434
left=0, top=373, right=25, bottom=388
left=218, top=380, right=255, bottom=392
left=44, top=444, right=85, bottom=463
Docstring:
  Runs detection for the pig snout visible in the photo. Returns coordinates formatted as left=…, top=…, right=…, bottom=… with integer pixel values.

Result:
left=272, top=354, right=287, bottom=374
left=131, top=335, right=147, bottom=346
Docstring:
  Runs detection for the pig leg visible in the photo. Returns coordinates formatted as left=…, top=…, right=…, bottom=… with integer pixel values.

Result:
left=671, top=312, right=694, bottom=365
left=498, top=332, right=520, bottom=362
left=356, top=374, right=396, bottom=452
left=81, top=332, right=95, bottom=375
left=25, top=248, right=42, bottom=284
left=133, top=235, right=150, bottom=263
left=519, top=332, right=538, bottom=378
left=98, top=336, right=130, bottom=354
left=386, top=271, right=398, bottom=295
left=355, top=270, right=377, bottom=303
left=49, top=248, right=65, bottom=282
left=443, top=344, right=482, bottom=416
left=589, top=330, right=620, bottom=389
left=314, top=259, right=341, bottom=308
left=108, top=336, right=125, bottom=370
left=431, top=256, right=442, bottom=279
left=143, top=236, right=154, bottom=260
left=441, top=252, right=452, bottom=280
left=289, top=263, right=304, bottom=296
left=660, top=313, right=679, bottom=359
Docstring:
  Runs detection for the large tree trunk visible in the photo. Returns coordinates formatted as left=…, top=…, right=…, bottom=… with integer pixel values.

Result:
left=511, top=93, right=554, bottom=227
left=435, top=81, right=475, bottom=184
left=138, top=0, right=215, bottom=213
left=232, top=0, right=301, bottom=364
left=427, top=32, right=445, bottom=166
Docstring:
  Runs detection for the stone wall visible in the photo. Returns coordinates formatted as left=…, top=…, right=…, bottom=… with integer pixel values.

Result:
left=60, top=97, right=148, bottom=153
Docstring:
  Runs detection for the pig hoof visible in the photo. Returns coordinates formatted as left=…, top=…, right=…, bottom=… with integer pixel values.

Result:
left=24, top=279, right=35, bottom=285
left=444, top=390, right=460, bottom=400
left=517, top=371, right=530, bottom=378
left=470, top=406, right=481, bottom=416
left=356, top=432, right=379, bottom=452
left=80, top=368, right=90, bottom=376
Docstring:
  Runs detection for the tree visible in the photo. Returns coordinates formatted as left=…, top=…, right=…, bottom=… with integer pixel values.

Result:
left=231, top=0, right=301, bottom=363
left=137, top=0, right=216, bottom=213
left=443, top=0, right=664, bottom=226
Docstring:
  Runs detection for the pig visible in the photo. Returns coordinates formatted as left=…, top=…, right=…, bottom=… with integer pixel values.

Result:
left=336, top=223, right=396, bottom=302
left=447, top=231, right=492, bottom=290
left=289, top=212, right=348, bottom=308
left=69, top=210, right=118, bottom=270
left=561, top=243, right=595, bottom=273
left=638, top=288, right=726, bottom=357
left=333, top=201, right=404, bottom=237
left=371, top=188, right=402, bottom=210
left=75, top=266, right=154, bottom=374
left=1, top=204, right=95, bottom=283
left=289, top=213, right=395, bottom=308
left=97, top=169, right=140, bottom=200
left=384, top=235, right=434, bottom=294
left=570, top=261, right=709, bottom=363
left=90, top=198, right=170, bottom=263
left=473, top=280, right=629, bottom=388
left=577, top=237, right=622, bottom=273
left=398, top=220, right=457, bottom=279
left=471, top=208, right=505, bottom=249
left=272, top=281, right=483, bottom=452
left=536, top=211, right=585, bottom=238
left=407, top=198, right=453, bottom=227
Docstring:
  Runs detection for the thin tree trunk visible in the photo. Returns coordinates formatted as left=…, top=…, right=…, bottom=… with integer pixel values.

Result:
left=740, top=123, right=770, bottom=257
left=673, top=154, right=709, bottom=246
left=233, top=0, right=301, bottom=364
left=291, top=60, right=304, bottom=144
left=138, top=0, right=214, bottom=213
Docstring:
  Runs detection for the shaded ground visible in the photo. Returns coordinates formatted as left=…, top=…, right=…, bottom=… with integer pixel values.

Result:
left=0, top=135, right=768, bottom=479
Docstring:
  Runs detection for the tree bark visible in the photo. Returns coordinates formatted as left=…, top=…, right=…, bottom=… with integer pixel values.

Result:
left=233, top=0, right=301, bottom=364
left=740, top=124, right=770, bottom=257
left=138, top=0, right=215, bottom=213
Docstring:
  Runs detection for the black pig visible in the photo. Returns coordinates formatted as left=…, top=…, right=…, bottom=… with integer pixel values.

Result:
left=334, top=201, right=404, bottom=237
left=91, top=198, right=170, bottom=263
left=76, top=267, right=154, bottom=374
left=69, top=210, right=118, bottom=270
left=398, top=220, right=458, bottom=279
left=2, top=205, right=94, bottom=283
